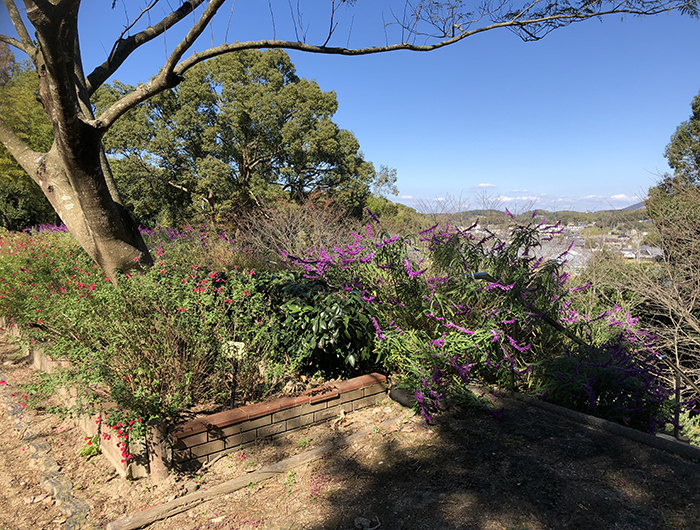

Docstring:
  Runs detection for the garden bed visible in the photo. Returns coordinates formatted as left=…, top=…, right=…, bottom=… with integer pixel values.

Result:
left=1, top=318, right=389, bottom=479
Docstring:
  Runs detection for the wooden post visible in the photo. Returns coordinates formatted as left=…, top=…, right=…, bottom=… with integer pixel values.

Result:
left=146, top=418, right=170, bottom=483
left=674, top=371, right=681, bottom=439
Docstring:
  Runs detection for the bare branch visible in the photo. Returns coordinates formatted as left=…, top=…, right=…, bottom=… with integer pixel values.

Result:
left=92, top=0, right=695, bottom=133
left=93, top=0, right=227, bottom=129
left=177, top=0, right=686, bottom=70
left=2, top=0, right=37, bottom=58
left=161, top=0, right=227, bottom=78
left=115, top=0, right=161, bottom=44
left=268, top=0, right=276, bottom=40
left=287, top=0, right=300, bottom=41
left=0, top=116, right=44, bottom=182
left=0, top=34, right=26, bottom=51
left=85, top=0, right=208, bottom=95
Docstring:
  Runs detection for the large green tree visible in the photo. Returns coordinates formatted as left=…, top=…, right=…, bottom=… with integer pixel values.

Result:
left=94, top=50, right=382, bottom=227
left=664, top=89, right=700, bottom=185
left=0, top=42, right=54, bottom=230
left=0, top=0, right=696, bottom=281
left=647, top=88, right=700, bottom=259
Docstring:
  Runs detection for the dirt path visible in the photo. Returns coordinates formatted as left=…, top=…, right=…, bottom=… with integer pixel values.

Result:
left=2, top=339, right=700, bottom=530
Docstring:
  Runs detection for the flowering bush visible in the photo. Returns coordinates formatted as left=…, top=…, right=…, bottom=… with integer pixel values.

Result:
left=0, top=226, right=282, bottom=421
left=282, top=210, right=678, bottom=431
left=0, top=213, right=683, bottom=435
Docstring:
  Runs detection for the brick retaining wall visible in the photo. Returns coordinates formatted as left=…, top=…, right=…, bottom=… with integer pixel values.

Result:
left=171, top=373, right=388, bottom=469
left=0, top=318, right=389, bottom=477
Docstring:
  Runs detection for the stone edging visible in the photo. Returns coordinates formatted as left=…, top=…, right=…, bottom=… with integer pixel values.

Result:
left=0, top=369, right=92, bottom=530
left=171, top=373, right=388, bottom=469
left=500, top=389, right=700, bottom=461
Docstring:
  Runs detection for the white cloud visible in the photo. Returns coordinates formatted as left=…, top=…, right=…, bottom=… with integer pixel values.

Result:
left=611, top=194, right=632, bottom=201
left=400, top=195, right=414, bottom=199
left=511, top=189, right=530, bottom=193
left=581, top=195, right=601, bottom=200
left=476, top=183, right=497, bottom=188
left=434, top=197, right=445, bottom=201
left=497, top=195, right=540, bottom=203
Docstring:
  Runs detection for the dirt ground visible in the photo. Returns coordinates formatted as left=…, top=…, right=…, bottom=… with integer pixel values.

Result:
left=2, top=339, right=700, bottom=530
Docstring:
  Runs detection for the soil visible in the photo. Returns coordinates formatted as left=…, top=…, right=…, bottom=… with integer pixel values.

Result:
left=2, top=339, right=700, bottom=530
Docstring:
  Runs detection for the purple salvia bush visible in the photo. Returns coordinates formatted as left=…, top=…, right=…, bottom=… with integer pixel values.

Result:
left=281, top=211, right=678, bottom=430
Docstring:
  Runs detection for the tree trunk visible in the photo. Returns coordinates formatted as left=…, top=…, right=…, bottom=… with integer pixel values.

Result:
left=39, top=150, right=153, bottom=281
left=3, top=0, right=154, bottom=282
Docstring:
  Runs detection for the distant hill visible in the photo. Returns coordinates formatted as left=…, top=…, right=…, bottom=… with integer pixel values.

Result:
left=620, top=201, right=646, bottom=211
left=432, top=205, right=651, bottom=230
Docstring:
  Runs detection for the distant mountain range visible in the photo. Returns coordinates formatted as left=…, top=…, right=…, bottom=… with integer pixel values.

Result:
left=619, top=201, right=646, bottom=211
left=440, top=203, right=650, bottom=229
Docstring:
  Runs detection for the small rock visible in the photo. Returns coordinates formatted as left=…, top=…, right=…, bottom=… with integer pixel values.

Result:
left=354, top=516, right=381, bottom=530
left=184, top=481, right=199, bottom=495
left=210, top=516, right=226, bottom=523
left=33, top=493, right=49, bottom=503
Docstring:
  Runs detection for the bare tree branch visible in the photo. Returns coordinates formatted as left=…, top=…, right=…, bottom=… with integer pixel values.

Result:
left=2, top=0, right=37, bottom=58
left=84, top=1, right=700, bottom=139
left=0, top=115, right=43, bottom=182
left=161, top=0, right=227, bottom=76
left=0, top=34, right=26, bottom=51
left=115, top=0, right=161, bottom=44
left=85, top=0, right=208, bottom=95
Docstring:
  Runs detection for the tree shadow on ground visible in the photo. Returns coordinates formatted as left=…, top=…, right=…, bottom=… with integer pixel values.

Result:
left=303, top=396, right=700, bottom=530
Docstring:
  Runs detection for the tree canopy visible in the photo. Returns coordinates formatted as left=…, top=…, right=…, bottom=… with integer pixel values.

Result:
left=94, top=49, right=388, bottom=227
left=646, top=88, right=700, bottom=263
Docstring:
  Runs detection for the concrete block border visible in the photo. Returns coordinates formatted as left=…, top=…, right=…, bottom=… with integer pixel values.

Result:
left=171, top=373, right=388, bottom=469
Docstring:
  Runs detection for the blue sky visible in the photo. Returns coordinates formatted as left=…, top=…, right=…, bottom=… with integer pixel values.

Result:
left=2, top=1, right=700, bottom=212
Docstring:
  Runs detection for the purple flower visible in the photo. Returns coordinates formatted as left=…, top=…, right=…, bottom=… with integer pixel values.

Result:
left=506, top=335, right=531, bottom=352
left=451, top=362, right=474, bottom=381
left=443, top=322, right=474, bottom=335
left=414, top=391, right=425, bottom=405
left=485, top=281, right=516, bottom=291
left=375, top=235, right=400, bottom=248
left=403, top=258, right=427, bottom=278
left=569, top=281, right=590, bottom=292
left=370, top=316, right=385, bottom=339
